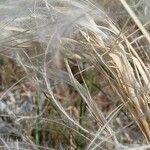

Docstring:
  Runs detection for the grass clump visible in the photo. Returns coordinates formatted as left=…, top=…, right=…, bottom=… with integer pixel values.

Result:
left=0, top=0, right=150, bottom=149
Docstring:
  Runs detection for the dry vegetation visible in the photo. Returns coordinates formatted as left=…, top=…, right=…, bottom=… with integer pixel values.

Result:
left=0, top=0, right=150, bottom=149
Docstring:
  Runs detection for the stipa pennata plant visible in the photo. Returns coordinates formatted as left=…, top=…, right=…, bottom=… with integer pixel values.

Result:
left=0, top=0, right=150, bottom=149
